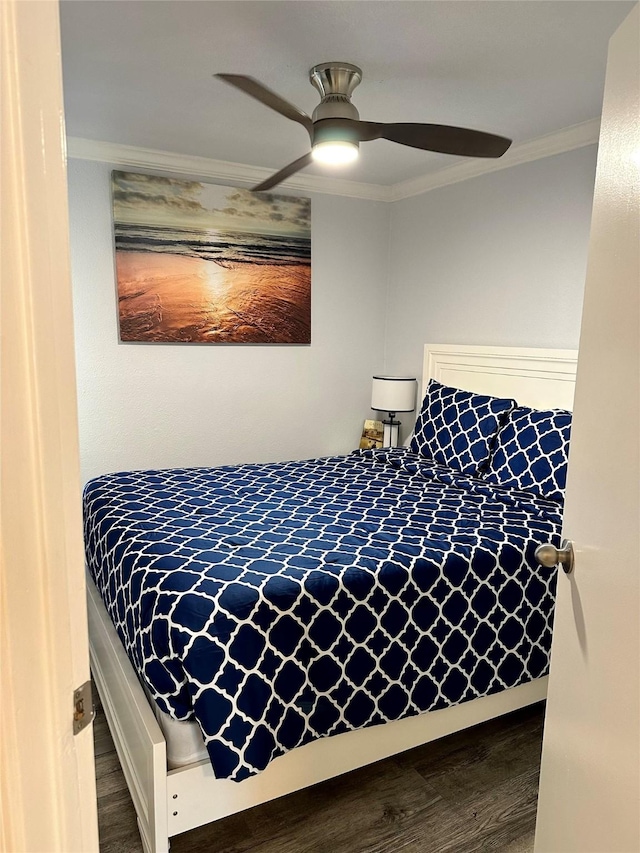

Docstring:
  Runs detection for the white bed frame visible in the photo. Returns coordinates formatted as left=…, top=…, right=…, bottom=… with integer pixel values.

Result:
left=88, top=344, right=578, bottom=853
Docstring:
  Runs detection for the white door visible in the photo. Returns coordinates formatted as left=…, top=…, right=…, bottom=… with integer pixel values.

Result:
left=0, top=0, right=99, bottom=850
left=534, top=6, right=639, bottom=852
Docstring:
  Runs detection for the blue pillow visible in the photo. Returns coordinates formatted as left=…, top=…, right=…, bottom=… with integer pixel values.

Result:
left=410, top=380, right=515, bottom=476
left=484, top=407, right=572, bottom=502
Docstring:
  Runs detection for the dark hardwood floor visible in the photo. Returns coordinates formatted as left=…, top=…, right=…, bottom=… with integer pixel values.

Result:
left=94, top=696, right=544, bottom=853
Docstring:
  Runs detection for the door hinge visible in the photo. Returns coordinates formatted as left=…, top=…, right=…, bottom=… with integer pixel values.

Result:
left=73, top=680, right=95, bottom=735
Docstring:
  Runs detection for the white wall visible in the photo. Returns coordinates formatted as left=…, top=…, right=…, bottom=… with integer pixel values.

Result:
left=383, top=146, right=598, bottom=398
left=69, top=146, right=598, bottom=481
left=67, top=160, right=390, bottom=483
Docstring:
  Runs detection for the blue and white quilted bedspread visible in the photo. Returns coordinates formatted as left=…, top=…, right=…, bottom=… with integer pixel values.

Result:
left=84, top=447, right=561, bottom=781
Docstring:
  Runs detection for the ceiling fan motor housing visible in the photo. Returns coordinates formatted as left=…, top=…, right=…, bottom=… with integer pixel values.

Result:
left=309, top=62, right=363, bottom=148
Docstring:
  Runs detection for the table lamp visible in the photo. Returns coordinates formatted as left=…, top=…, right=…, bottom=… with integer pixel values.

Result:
left=371, top=375, right=416, bottom=447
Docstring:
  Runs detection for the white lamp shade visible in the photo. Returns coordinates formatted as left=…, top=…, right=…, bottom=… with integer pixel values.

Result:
left=371, top=376, right=416, bottom=413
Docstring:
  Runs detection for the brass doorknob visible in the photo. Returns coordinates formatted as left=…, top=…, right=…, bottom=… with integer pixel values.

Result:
left=535, top=539, right=575, bottom=574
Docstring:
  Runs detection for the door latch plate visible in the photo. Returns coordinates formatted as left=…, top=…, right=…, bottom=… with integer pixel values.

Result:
left=73, top=680, right=95, bottom=735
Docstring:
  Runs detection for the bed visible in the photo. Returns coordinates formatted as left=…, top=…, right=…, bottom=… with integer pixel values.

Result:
left=86, top=343, right=578, bottom=853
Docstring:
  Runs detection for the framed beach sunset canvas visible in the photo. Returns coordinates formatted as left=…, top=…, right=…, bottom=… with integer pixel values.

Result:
left=111, top=171, right=311, bottom=343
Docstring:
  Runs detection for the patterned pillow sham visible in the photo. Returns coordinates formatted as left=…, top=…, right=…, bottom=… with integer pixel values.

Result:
left=484, top=407, right=572, bottom=502
left=410, top=379, right=515, bottom=476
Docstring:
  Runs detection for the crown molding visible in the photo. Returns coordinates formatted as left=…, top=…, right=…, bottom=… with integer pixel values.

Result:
left=65, top=137, right=390, bottom=202
left=388, top=118, right=601, bottom=201
left=67, top=117, right=600, bottom=203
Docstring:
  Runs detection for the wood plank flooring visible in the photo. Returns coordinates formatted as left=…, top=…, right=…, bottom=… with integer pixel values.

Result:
left=94, top=695, right=544, bottom=853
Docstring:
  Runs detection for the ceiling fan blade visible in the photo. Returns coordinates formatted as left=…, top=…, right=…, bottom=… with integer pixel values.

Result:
left=348, top=120, right=511, bottom=158
left=216, top=74, right=313, bottom=135
left=252, top=152, right=314, bottom=192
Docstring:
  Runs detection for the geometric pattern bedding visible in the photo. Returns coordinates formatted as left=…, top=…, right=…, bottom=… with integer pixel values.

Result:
left=485, top=407, right=572, bottom=503
left=83, top=447, right=561, bottom=782
left=410, top=379, right=514, bottom=475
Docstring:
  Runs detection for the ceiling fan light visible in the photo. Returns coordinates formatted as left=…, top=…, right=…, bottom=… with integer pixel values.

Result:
left=311, top=140, right=359, bottom=165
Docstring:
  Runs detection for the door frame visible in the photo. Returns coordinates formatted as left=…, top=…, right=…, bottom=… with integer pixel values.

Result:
left=1, top=0, right=99, bottom=849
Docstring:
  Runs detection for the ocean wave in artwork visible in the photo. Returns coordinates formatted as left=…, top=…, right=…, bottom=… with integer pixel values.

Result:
left=114, top=223, right=311, bottom=267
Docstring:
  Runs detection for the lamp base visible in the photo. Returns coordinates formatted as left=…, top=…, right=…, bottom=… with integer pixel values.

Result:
left=382, top=417, right=401, bottom=448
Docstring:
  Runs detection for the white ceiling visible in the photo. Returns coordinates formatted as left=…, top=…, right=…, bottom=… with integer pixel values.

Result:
left=59, top=1, right=633, bottom=187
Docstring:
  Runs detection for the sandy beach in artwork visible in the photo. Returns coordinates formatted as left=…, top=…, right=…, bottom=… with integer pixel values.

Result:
left=116, top=251, right=311, bottom=343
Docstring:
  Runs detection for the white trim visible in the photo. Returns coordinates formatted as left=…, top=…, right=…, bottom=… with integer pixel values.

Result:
left=390, top=119, right=601, bottom=201
left=1, top=0, right=98, bottom=849
left=66, top=137, right=388, bottom=201
left=67, top=117, right=600, bottom=201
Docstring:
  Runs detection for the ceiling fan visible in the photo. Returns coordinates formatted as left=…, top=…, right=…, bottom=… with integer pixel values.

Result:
left=216, top=62, right=512, bottom=192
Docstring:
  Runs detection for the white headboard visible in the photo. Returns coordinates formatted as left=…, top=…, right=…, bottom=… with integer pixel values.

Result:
left=422, top=344, right=579, bottom=411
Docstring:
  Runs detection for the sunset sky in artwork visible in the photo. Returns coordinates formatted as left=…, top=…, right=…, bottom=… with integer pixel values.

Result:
left=112, top=171, right=311, bottom=237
